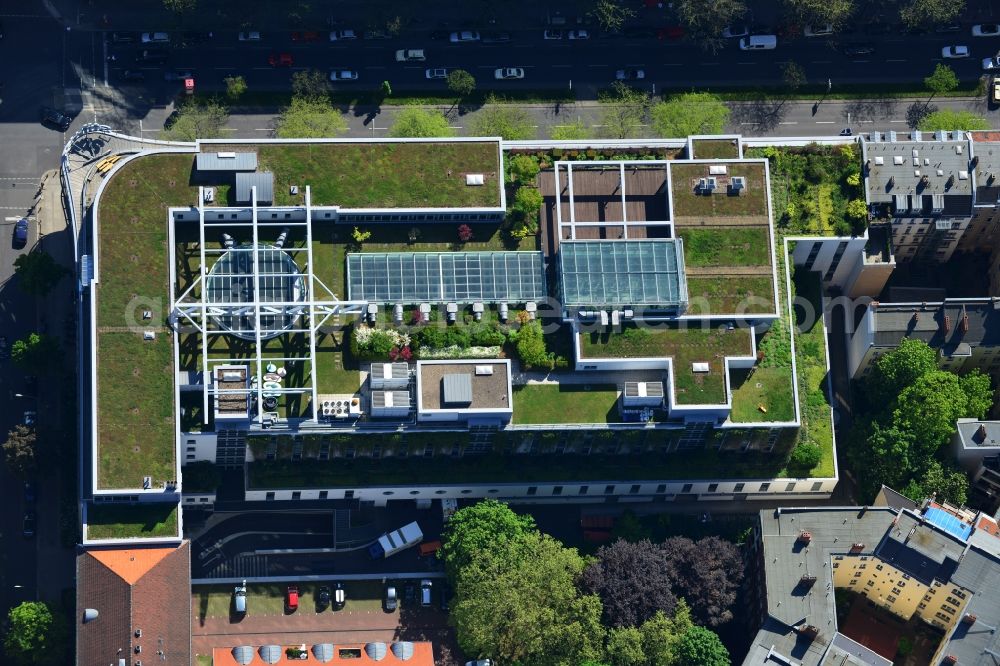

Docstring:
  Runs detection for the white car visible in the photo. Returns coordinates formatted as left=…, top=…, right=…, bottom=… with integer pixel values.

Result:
left=984, top=56, right=1000, bottom=71
left=465, top=661, right=491, bottom=666
left=803, top=23, right=833, bottom=37
left=942, top=45, right=970, bottom=58
left=425, top=68, right=448, bottom=79
left=543, top=30, right=563, bottom=40
left=450, top=31, right=480, bottom=42
left=395, top=49, right=426, bottom=62
left=329, top=70, right=359, bottom=81
left=568, top=30, right=589, bottom=40
left=140, top=32, right=170, bottom=43
left=973, top=24, right=1000, bottom=37
left=616, top=68, right=645, bottom=80
left=494, top=67, right=524, bottom=80
left=238, top=31, right=261, bottom=41
left=722, top=24, right=749, bottom=38
left=329, top=29, right=357, bottom=41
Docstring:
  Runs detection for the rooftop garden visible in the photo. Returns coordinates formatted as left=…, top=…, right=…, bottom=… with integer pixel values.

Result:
left=97, top=332, right=176, bottom=489
left=579, top=324, right=754, bottom=405
left=685, top=276, right=775, bottom=314
left=677, top=227, right=772, bottom=267
left=86, top=502, right=179, bottom=540
left=670, top=162, right=768, bottom=218
left=730, top=318, right=795, bottom=423
left=254, top=141, right=502, bottom=208
left=690, top=138, right=741, bottom=160
left=512, top=384, right=622, bottom=424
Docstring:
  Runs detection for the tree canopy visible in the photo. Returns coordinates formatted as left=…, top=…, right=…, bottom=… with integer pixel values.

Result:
left=583, top=539, right=677, bottom=628
left=275, top=96, right=347, bottom=138
left=11, top=333, right=60, bottom=373
left=162, top=99, right=228, bottom=141
left=13, top=251, right=68, bottom=297
left=441, top=499, right=536, bottom=575
left=4, top=601, right=66, bottom=664
left=919, top=109, right=990, bottom=132
left=901, top=0, right=966, bottom=28
left=447, top=69, right=477, bottom=98
left=600, top=82, right=651, bottom=139
left=865, top=338, right=938, bottom=406
left=470, top=97, right=535, bottom=139
left=3, top=425, right=37, bottom=477
left=588, top=0, right=636, bottom=32
left=389, top=108, right=455, bottom=138
left=781, top=0, right=855, bottom=25
left=661, top=536, right=743, bottom=627
left=651, top=93, right=730, bottom=139
left=551, top=120, right=591, bottom=140
left=675, top=0, right=745, bottom=49
left=902, top=459, right=969, bottom=506
left=675, top=625, right=730, bottom=666
left=924, top=64, right=959, bottom=97
left=291, top=69, right=332, bottom=99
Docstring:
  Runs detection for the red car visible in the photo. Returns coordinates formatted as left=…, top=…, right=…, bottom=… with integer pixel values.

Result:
left=658, top=25, right=684, bottom=40
left=286, top=585, right=299, bottom=611
left=269, top=53, right=293, bottom=67
left=291, top=31, right=320, bottom=42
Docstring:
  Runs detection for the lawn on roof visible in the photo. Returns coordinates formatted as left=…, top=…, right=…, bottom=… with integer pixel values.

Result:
left=86, top=502, right=178, bottom=540
left=512, top=384, right=622, bottom=424
left=670, top=162, right=768, bottom=217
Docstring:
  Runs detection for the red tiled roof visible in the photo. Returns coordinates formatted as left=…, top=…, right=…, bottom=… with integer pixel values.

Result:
left=77, top=541, right=191, bottom=666
left=970, top=131, right=1000, bottom=143
left=212, top=642, right=435, bottom=666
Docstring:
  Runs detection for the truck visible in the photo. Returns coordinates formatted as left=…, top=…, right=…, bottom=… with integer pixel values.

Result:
left=368, top=521, right=423, bottom=559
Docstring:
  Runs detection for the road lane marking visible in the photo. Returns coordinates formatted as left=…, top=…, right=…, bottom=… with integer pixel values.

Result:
left=553, top=64, right=572, bottom=68
left=887, top=59, right=907, bottom=62
left=816, top=121, right=835, bottom=124
left=779, top=121, right=798, bottom=124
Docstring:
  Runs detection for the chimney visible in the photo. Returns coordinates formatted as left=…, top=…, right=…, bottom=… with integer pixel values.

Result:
left=798, top=531, right=812, bottom=544
left=850, top=542, right=866, bottom=553
left=961, top=306, right=969, bottom=333
left=943, top=315, right=951, bottom=333
left=962, top=613, right=978, bottom=625
left=912, top=312, right=920, bottom=323
left=978, top=424, right=988, bottom=442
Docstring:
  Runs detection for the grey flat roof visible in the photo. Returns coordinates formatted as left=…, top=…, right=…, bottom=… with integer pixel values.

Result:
left=956, top=419, right=1000, bottom=450
left=196, top=151, right=258, bottom=172
left=559, top=240, right=688, bottom=307
left=863, top=137, right=973, bottom=211
left=235, top=171, right=274, bottom=204
left=970, top=132, right=1000, bottom=205
left=869, top=300, right=1000, bottom=350
left=442, top=373, right=472, bottom=406
left=941, top=548, right=1000, bottom=664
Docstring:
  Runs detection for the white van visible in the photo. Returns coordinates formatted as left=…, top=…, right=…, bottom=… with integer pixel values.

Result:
left=740, top=34, right=777, bottom=50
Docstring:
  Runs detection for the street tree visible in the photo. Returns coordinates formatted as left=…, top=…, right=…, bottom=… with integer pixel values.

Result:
left=902, top=460, right=969, bottom=506
left=441, top=499, right=536, bottom=575
left=550, top=119, right=591, bottom=140
left=11, top=333, right=60, bottom=374
left=470, top=96, right=535, bottom=139
left=651, top=92, right=730, bottom=138
left=291, top=69, right=332, bottom=99
left=589, top=0, right=636, bottom=32
left=675, top=626, right=731, bottom=666
left=224, top=75, right=247, bottom=101
left=901, top=0, right=966, bottom=29
left=919, top=109, right=990, bottom=132
left=781, top=0, right=855, bottom=26
left=675, top=0, right=745, bottom=49
left=162, top=99, right=228, bottom=141
left=640, top=603, right=695, bottom=666
left=389, top=108, right=455, bottom=138
left=661, top=536, right=743, bottom=627
left=864, top=338, right=939, bottom=407
left=782, top=62, right=807, bottom=92
left=600, top=82, right=650, bottom=139
left=924, top=63, right=959, bottom=100
left=275, top=96, right=347, bottom=138
left=447, top=69, right=477, bottom=99
left=13, top=251, right=68, bottom=297
left=451, top=531, right=606, bottom=665
left=4, top=601, right=66, bottom=665
left=163, top=0, right=196, bottom=12
left=582, top=539, right=677, bottom=628
left=3, top=425, right=37, bottom=477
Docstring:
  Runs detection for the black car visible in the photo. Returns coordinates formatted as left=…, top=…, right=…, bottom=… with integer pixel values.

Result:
left=136, top=48, right=168, bottom=64
left=404, top=583, right=416, bottom=606
left=23, top=481, right=36, bottom=505
left=439, top=582, right=451, bottom=612
left=13, top=218, right=28, bottom=248
left=40, top=107, right=71, bottom=131
left=316, top=585, right=331, bottom=611
left=842, top=43, right=876, bottom=56
left=934, top=22, right=962, bottom=33
left=429, top=30, right=448, bottom=41
left=110, top=31, right=136, bottom=43
left=23, top=511, right=36, bottom=538
left=122, top=70, right=146, bottom=82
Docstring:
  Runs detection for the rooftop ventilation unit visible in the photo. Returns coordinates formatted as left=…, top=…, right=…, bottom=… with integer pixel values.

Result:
left=798, top=531, right=812, bottom=544
left=913, top=130, right=922, bottom=141
left=888, top=131, right=897, bottom=141
left=936, top=130, right=946, bottom=141
left=874, top=156, right=884, bottom=165
left=708, top=164, right=727, bottom=175
left=218, top=152, right=237, bottom=159
left=931, top=194, right=945, bottom=213
left=143, top=476, right=152, bottom=489
left=730, top=176, right=746, bottom=191
left=849, top=542, right=865, bottom=553
left=892, top=194, right=909, bottom=214
left=465, top=174, right=484, bottom=186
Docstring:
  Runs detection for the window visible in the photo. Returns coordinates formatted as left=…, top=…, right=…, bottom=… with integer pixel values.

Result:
left=579, top=486, right=589, bottom=495
left=604, top=485, right=615, bottom=495
left=553, top=486, right=563, bottom=496
left=319, top=491, right=328, bottom=499
left=344, top=490, right=354, bottom=499
left=527, top=486, right=537, bottom=496
left=785, top=482, right=796, bottom=492
left=942, top=605, right=956, bottom=615
left=630, top=484, right=641, bottom=494
left=892, top=587, right=901, bottom=596
left=265, top=492, right=275, bottom=501
left=186, top=453, right=195, bottom=460
left=887, top=595, right=897, bottom=603
left=876, top=564, right=884, bottom=571
left=867, top=580, right=874, bottom=587
left=292, top=491, right=301, bottom=500
left=760, top=482, right=770, bottom=492
left=854, top=572, right=862, bottom=578
left=832, top=562, right=839, bottom=568
left=952, top=589, right=967, bottom=599
left=734, top=483, right=745, bottom=493
left=811, top=481, right=823, bottom=491
left=656, top=484, right=666, bottom=493
left=681, top=484, right=693, bottom=493
left=708, top=483, right=719, bottom=492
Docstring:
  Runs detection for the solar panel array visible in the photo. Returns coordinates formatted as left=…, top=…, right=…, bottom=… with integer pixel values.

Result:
left=560, top=240, right=687, bottom=307
left=347, top=252, right=546, bottom=303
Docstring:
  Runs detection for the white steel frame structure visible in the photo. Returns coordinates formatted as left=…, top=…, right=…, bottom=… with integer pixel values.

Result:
left=169, top=186, right=367, bottom=425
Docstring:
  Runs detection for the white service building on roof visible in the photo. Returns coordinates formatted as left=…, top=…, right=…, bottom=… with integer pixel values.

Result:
left=195, top=151, right=258, bottom=171
left=370, top=362, right=410, bottom=389
left=415, top=359, right=513, bottom=424
left=623, top=381, right=665, bottom=407
left=371, top=390, right=411, bottom=418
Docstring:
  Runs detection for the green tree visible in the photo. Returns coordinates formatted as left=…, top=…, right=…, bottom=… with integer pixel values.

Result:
left=389, top=108, right=455, bottom=138
left=4, top=601, right=66, bottom=665
left=589, top=0, right=636, bottom=32
left=607, top=626, right=646, bottom=666
left=675, top=0, right=745, bottom=49
left=441, top=499, right=537, bottom=575
left=901, top=460, right=969, bottom=506
left=789, top=442, right=822, bottom=472
left=13, top=251, right=68, bottom=297
left=11, top=333, right=60, bottom=373
left=893, top=371, right=970, bottom=459
left=275, top=96, right=347, bottom=138
left=447, top=69, right=477, bottom=98
left=510, top=186, right=544, bottom=237
left=551, top=119, right=591, bottom=140
left=781, top=0, right=855, bottom=25
left=919, top=109, right=990, bottom=132
left=865, top=338, right=938, bottom=407
left=782, top=62, right=807, bottom=92
left=224, top=75, right=247, bottom=101
left=162, top=99, right=228, bottom=141
left=901, top=0, right=966, bottom=29
left=676, top=626, right=730, bottom=666
left=600, top=82, right=650, bottom=139
left=380, top=80, right=393, bottom=98
left=640, top=603, right=695, bottom=666
left=924, top=63, right=959, bottom=99
left=163, top=0, right=196, bottom=12
left=960, top=370, right=994, bottom=420
left=508, top=155, right=541, bottom=185
left=291, top=69, right=332, bottom=99
left=3, top=425, right=37, bottom=477
left=470, top=97, right=535, bottom=139
left=846, top=198, right=868, bottom=220
left=651, top=92, right=730, bottom=138
left=514, top=320, right=552, bottom=369
left=451, top=531, right=606, bottom=665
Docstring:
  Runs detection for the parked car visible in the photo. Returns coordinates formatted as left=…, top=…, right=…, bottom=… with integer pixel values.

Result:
left=110, top=31, right=137, bottom=43
left=269, top=53, right=293, bottom=67
left=973, top=24, right=1000, bottom=37
left=23, top=411, right=36, bottom=427
left=122, top=70, right=146, bottom=82
left=804, top=23, right=834, bottom=36
left=425, top=68, right=448, bottom=79
left=329, top=69, right=358, bottom=81
left=839, top=128, right=853, bottom=136
left=942, top=45, right=970, bottom=58
left=141, top=31, right=170, bottom=43
left=238, top=31, right=261, bottom=41
left=395, top=49, right=426, bottom=62
left=164, top=69, right=193, bottom=81
left=439, top=582, right=451, bottom=612
left=992, top=77, right=1000, bottom=105
left=234, top=581, right=247, bottom=615
left=722, top=24, right=749, bottom=38
left=364, top=29, right=390, bottom=39
left=286, top=585, right=299, bottom=612
left=0, top=335, right=8, bottom=359
left=543, top=29, right=563, bottom=40
left=420, top=580, right=433, bottom=606
left=465, top=661, right=492, bottom=666
left=482, top=31, right=511, bottom=43
left=12, top=218, right=28, bottom=248
left=404, top=583, right=416, bottom=606
left=291, top=30, right=320, bottom=42
left=23, top=481, right=35, bottom=505
left=983, top=55, right=1000, bottom=71
left=22, top=511, right=35, bottom=538
left=616, top=68, right=644, bottom=80
left=40, top=106, right=71, bottom=131
left=658, top=25, right=685, bottom=40
left=316, top=585, right=331, bottom=611
left=333, top=582, right=346, bottom=610
left=384, top=586, right=398, bottom=612
left=494, top=67, right=524, bottom=80
left=842, top=43, right=876, bottom=56
left=450, top=31, right=480, bottom=42
left=329, top=29, right=356, bottom=40
left=135, top=48, right=168, bottom=63
left=568, top=29, right=589, bottom=40
left=935, top=23, right=962, bottom=33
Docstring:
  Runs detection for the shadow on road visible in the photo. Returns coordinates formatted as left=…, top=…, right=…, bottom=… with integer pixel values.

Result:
left=729, top=97, right=788, bottom=133
left=841, top=97, right=898, bottom=124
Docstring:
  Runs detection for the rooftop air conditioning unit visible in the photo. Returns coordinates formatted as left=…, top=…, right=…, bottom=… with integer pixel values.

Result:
left=203, top=187, right=214, bottom=203
left=143, top=476, right=152, bottom=489
left=475, top=365, right=494, bottom=376
left=706, top=177, right=717, bottom=190
left=730, top=176, right=745, bottom=191
left=143, top=331, right=155, bottom=340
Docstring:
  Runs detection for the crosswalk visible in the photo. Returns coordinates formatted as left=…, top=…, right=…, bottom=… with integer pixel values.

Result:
left=207, top=554, right=269, bottom=579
